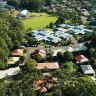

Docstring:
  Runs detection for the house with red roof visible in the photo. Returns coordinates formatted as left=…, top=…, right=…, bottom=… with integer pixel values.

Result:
left=11, top=49, right=23, bottom=57
left=32, top=49, right=46, bottom=59
left=33, top=77, right=58, bottom=93
left=75, top=55, right=89, bottom=64
left=36, top=62, right=59, bottom=71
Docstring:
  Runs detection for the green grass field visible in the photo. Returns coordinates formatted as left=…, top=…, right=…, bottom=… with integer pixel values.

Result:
left=22, top=13, right=58, bottom=30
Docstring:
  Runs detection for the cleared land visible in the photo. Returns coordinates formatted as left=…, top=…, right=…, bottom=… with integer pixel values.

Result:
left=22, top=13, right=58, bottom=30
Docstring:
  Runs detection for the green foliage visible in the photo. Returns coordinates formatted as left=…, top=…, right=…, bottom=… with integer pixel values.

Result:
left=46, top=53, right=53, bottom=61
left=64, top=51, right=73, bottom=61
left=64, top=61, right=77, bottom=73
left=57, top=52, right=64, bottom=62
left=89, top=48, right=96, bottom=58
left=25, top=59, right=37, bottom=72
left=49, top=22, right=54, bottom=28
left=7, top=0, right=45, bottom=11
left=45, top=0, right=52, bottom=6
left=51, top=69, right=71, bottom=79
left=0, top=10, right=24, bottom=69
left=33, top=53, right=42, bottom=63
left=7, top=0, right=20, bottom=8
left=60, top=77, right=96, bottom=96
left=0, top=81, right=6, bottom=96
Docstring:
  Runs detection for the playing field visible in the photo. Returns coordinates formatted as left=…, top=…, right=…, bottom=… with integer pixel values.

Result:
left=22, top=13, right=58, bottom=30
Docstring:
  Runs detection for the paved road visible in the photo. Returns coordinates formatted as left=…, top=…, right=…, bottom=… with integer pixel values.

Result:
left=23, top=37, right=78, bottom=64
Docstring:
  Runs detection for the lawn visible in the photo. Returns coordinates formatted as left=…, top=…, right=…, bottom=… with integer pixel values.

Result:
left=22, top=13, right=58, bottom=30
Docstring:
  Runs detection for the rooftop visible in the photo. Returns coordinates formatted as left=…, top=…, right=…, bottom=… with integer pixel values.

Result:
left=80, top=65, right=95, bottom=75
left=36, top=62, right=59, bottom=70
left=75, top=55, right=89, bottom=64
left=11, top=49, right=23, bottom=57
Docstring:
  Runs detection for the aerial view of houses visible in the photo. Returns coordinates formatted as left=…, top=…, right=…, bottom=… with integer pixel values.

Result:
left=0, top=0, right=96, bottom=96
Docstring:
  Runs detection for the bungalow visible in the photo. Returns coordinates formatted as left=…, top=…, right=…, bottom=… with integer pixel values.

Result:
left=6, top=67, right=20, bottom=77
left=33, top=77, right=58, bottom=93
left=48, top=49, right=64, bottom=57
left=75, top=55, right=89, bottom=64
left=11, top=49, right=23, bottom=57
left=75, top=44, right=88, bottom=51
left=80, top=65, right=95, bottom=75
left=36, top=62, right=59, bottom=71
left=7, top=57, right=20, bottom=66
left=0, top=67, right=20, bottom=80
left=33, top=49, right=46, bottom=59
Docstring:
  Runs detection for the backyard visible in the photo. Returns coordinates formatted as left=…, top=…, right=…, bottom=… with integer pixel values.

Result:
left=22, top=13, right=58, bottom=30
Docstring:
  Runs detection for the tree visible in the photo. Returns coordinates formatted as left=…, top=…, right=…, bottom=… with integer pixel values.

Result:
left=33, top=53, right=42, bottom=63
left=0, top=81, right=7, bottom=96
left=25, top=59, right=37, bottom=72
left=49, top=22, right=54, bottom=28
left=13, top=40, right=21, bottom=48
left=45, top=0, right=52, bottom=6
left=89, top=48, right=96, bottom=58
left=53, top=87, right=62, bottom=96
left=57, top=52, right=64, bottom=62
left=20, top=0, right=45, bottom=11
left=0, top=10, right=25, bottom=68
left=0, top=48, right=8, bottom=62
left=64, top=51, right=73, bottom=61
left=60, top=77, right=96, bottom=96
left=7, top=0, right=20, bottom=8
left=46, top=53, right=53, bottom=61
left=90, top=58, right=96, bottom=66
left=51, top=69, right=71, bottom=79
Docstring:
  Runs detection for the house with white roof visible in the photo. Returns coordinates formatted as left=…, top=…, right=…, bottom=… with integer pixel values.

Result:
left=0, top=67, right=20, bottom=80
left=48, top=48, right=64, bottom=57
left=7, top=57, right=20, bottom=65
left=75, top=43, right=88, bottom=51
left=6, top=67, right=20, bottom=76
left=0, top=71, right=7, bottom=80
left=80, top=65, right=95, bottom=75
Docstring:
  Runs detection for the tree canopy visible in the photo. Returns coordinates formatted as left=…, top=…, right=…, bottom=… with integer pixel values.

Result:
left=0, top=10, right=24, bottom=69
left=7, top=0, right=45, bottom=11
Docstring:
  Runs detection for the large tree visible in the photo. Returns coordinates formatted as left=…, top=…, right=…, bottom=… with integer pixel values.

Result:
left=8, top=0, right=45, bottom=11
left=64, top=51, right=73, bottom=61
left=7, top=0, right=20, bottom=8
left=0, top=10, right=24, bottom=69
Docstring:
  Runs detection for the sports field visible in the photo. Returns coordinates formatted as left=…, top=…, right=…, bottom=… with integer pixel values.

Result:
left=22, top=13, right=58, bottom=30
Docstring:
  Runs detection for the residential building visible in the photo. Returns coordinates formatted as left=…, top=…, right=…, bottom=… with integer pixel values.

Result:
left=0, top=67, right=20, bottom=80
left=80, top=65, right=95, bottom=75
left=33, top=49, right=46, bottom=59
left=11, top=49, right=23, bottom=57
left=36, top=62, right=59, bottom=71
left=75, top=55, right=89, bottom=64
